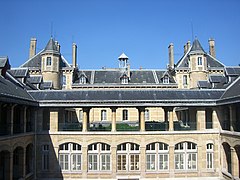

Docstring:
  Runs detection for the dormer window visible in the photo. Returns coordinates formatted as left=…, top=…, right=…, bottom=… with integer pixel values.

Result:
left=163, top=76, right=169, bottom=84
left=79, top=76, right=86, bottom=84
left=197, top=57, right=202, bottom=66
left=120, top=74, right=129, bottom=84
left=46, top=57, right=51, bottom=66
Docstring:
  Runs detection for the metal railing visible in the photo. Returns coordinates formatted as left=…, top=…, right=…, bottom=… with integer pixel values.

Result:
left=116, top=121, right=139, bottom=131
left=174, top=121, right=196, bottom=131
left=58, top=122, right=82, bottom=131
left=88, top=121, right=112, bottom=131
left=145, top=121, right=168, bottom=131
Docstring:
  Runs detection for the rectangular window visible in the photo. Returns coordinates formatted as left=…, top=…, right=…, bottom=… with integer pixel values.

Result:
left=130, top=154, right=139, bottom=171
left=46, top=57, right=51, bottom=66
left=197, top=57, right=202, bottom=65
left=88, top=154, right=98, bottom=171
left=71, top=154, right=81, bottom=171
left=159, top=154, right=169, bottom=170
left=123, top=110, right=128, bottom=121
left=117, top=154, right=126, bottom=171
left=183, top=75, right=188, bottom=85
left=59, top=154, right=69, bottom=171
left=42, top=145, right=49, bottom=171
left=207, top=152, right=213, bottom=169
left=146, top=154, right=156, bottom=170
left=100, top=154, right=111, bottom=171
left=101, top=110, right=107, bottom=121
left=145, top=110, right=149, bottom=121
left=187, top=153, right=197, bottom=170
left=175, top=153, right=184, bottom=170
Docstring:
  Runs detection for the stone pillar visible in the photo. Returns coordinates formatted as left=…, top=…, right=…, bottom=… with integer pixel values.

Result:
left=140, top=146, right=146, bottom=177
left=197, top=108, right=206, bottom=130
left=111, top=107, right=117, bottom=132
left=169, top=108, right=174, bottom=131
left=82, top=146, right=88, bottom=178
left=23, top=148, right=26, bottom=178
left=169, top=145, right=175, bottom=178
left=229, top=106, right=236, bottom=132
left=49, top=108, right=59, bottom=132
left=231, top=147, right=239, bottom=178
left=9, top=151, right=13, bottom=180
left=82, top=108, right=89, bottom=132
left=212, top=108, right=220, bottom=130
left=23, top=107, right=27, bottom=133
left=138, top=107, right=145, bottom=131
left=111, top=146, right=117, bottom=178
left=9, top=105, right=15, bottom=135
left=197, top=145, right=204, bottom=176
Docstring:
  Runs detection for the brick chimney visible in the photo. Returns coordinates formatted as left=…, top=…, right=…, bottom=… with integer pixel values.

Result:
left=29, top=38, right=37, bottom=59
left=186, top=41, right=191, bottom=51
left=168, top=43, right=174, bottom=69
left=208, top=38, right=216, bottom=58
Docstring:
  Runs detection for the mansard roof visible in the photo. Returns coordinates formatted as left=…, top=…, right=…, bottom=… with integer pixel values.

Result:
left=0, top=57, right=9, bottom=68
left=225, top=66, right=240, bottom=76
left=8, top=68, right=29, bottom=78
left=73, top=69, right=176, bottom=85
left=28, top=89, right=224, bottom=107
left=175, top=39, right=224, bottom=69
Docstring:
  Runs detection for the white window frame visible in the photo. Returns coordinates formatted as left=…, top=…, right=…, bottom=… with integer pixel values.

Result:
left=163, top=76, right=169, bottom=84
left=121, top=76, right=128, bottom=84
left=59, top=143, right=82, bottom=172
left=146, top=142, right=169, bottom=171
left=46, top=57, right=51, bottom=66
left=145, top=109, right=150, bottom=121
left=174, top=142, right=197, bottom=171
left=123, top=109, right=128, bottom=121
left=101, top=110, right=107, bottom=121
left=117, top=143, right=140, bottom=172
left=88, top=143, right=111, bottom=172
left=197, top=57, right=203, bottom=66
left=183, top=75, right=188, bottom=86
left=79, top=76, right=86, bottom=84
left=206, top=143, right=214, bottom=169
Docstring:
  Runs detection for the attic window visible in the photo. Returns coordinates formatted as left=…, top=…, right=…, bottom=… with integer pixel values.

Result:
left=46, top=57, right=51, bottom=66
left=163, top=76, right=169, bottom=84
left=121, top=75, right=129, bottom=84
left=79, top=76, right=86, bottom=84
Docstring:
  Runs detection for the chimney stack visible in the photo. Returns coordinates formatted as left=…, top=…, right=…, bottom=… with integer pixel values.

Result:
left=208, top=38, right=216, bottom=58
left=55, top=41, right=61, bottom=52
left=29, top=38, right=37, bottom=59
left=184, top=44, right=187, bottom=54
left=72, top=43, right=77, bottom=68
left=168, top=43, right=174, bottom=69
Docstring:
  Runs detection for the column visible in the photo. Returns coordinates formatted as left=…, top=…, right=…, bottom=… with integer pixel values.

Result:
left=9, top=151, right=13, bottom=180
left=49, top=108, right=59, bottom=132
left=82, top=146, right=88, bottom=178
left=231, top=147, right=239, bottom=178
left=169, top=145, right=175, bottom=178
left=111, top=146, right=117, bottom=178
left=138, top=107, right=145, bottom=131
left=197, top=145, right=204, bottom=176
left=23, top=106, right=27, bottom=133
left=212, top=108, right=220, bottom=130
left=169, top=108, right=174, bottom=131
left=140, top=146, right=146, bottom=177
left=111, top=107, right=117, bottom=132
left=23, top=148, right=26, bottom=178
left=82, top=108, right=89, bottom=132
left=9, top=105, right=15, bottom=135
left=197, top=108, right=206, bottom=130
left=229, top=106, right=236, bottom=132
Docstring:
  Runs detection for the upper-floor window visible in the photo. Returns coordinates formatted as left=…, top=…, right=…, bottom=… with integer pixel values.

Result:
left=197, top=57, right=202, bottom=66
left=183, top=75, right=188, bottom=85
left=163, top=76, right=169, bottom=84
left=121, top=75, right=129, bottom=84
left=123, top=109, right=128, bottom=121
left=59, top=143, right=82, bottom=171
left=46, top=57, right=51, bottom=66
left=79, top=76, right=86, bottom=84
left=145, top=109, right=150, bottom=121
left=62, top=75, right=66, bottom=86
left=101, top=110, right=107, bottom=121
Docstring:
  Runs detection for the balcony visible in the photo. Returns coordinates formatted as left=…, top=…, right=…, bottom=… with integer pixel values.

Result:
left=174, top=121, right=196, bottom=131
left=116, top=121, right=139, bottom=131
left=145, top=121, right=168, bottom=131
left=58, top=122, right=82, bottom=131
left=88, top=121, right=111, bottom=131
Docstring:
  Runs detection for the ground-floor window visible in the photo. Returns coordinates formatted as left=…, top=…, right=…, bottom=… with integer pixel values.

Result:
left=174, top=142, right=197, bottom=170
left=117, top=143, right=140, bottom=171
left=206, top=143, right=214, bottom=169
left=88, top=143, right=111, bottom=171
left=59, top=143, right=82, bottom=171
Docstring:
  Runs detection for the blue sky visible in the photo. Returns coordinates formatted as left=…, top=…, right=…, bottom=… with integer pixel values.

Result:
left=0, top=0, right=240, bottom=69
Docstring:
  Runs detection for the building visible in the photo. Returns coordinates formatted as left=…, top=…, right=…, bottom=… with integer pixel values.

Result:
left=0, top=37, right=240, bottom=180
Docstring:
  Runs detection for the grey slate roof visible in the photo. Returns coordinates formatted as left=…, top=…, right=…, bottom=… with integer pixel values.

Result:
left=40, top=81, right=53, bottom=90
left=28, top=89, right=224, bottom=107
left=220, top=76, right=240, bottom=100
left=175, top=39, right=224, bottom=69
left=198, top=81, right=210, bottom=89
left=0, top=73, right=36, bottom=105
left=225, top=67, right=240, bottom=76
left=0, top=57, right=9, bottom=68
left=44, top=37, right=59, bottom=53
left=8, top=68, right=29, bottom=78
left=27, top=75, right=42, bottom=84
left=209, top=75, right=225, bottom=83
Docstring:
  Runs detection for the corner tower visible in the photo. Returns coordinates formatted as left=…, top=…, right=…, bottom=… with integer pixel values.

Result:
left=41, top=37, right=61, bottom=89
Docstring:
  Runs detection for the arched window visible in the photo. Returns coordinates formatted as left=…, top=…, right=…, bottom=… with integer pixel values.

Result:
left=174, top=142, right=197, bottom=170
left=79, top=76, right=86, bottom=84
left=59, top=143, right=82, bottom=171
left=117, top=143, right=140, bottom=171
left=88, top=143, right=111, bottom=171
left=121, top=76, right=129, bottom=84
left=163, top=75, right=169, bottom=84
left=123, top=109, right=128, bottom=121
left=101, top=110, right=107, bottom=121
left=206, top=143, right=214, bottom=169
left=146, top=142, right=169, bottom=171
